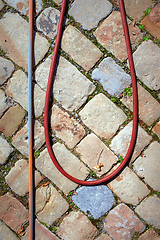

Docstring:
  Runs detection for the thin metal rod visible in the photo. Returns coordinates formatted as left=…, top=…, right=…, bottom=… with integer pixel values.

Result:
left=28, top=0, right=34, bottom=239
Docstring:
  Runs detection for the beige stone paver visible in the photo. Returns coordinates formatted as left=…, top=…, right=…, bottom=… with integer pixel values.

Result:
left=61, top=25, right=103, bottom=71
left=79, top=93, right=127, bottom=140
left=138, top=229, right=160, bottom=240
left=0, top=0, right=4, bottom=10
left=0, top=89, right=8, bottom=117
left=153, top=121, right=160, bottom=139
left=0, top=57, right=14, bottom=86
left=0, top=136, right=14, bottom=165
left=95, top=233, right=112, bottom=240
left=0, top=222, right=19, bottom=240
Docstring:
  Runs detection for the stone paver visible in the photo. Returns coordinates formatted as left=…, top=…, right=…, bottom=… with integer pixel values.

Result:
left=36, top=184, right=69, bottom=225
left=135, top=195, right=160, bottom=229
left=133, top=142, right=160, bottom=191
left=108, top=166, right=150, bottom=205
left=110, top=121, right=152, bottom=162
left=94, top=11, right=142, bottom=61
left=104, top=203, right=145, bottom=240
left=57, top=211, right=98, bottom=240
left=72, top=183, right=115, bottom=219
left=0, top=192, right=28, bottom=232
left=35, top=55, right=96, bottom=111
left=153, top=121, right=160, bottom=139
left=0, top=13, right=49, bottom=70
left=76, top=133, right=118, bottom=176
left=51, top=104, right=85, bottom=148
left=121, top=83, right=160, bottom=125
left=0, top=221, right=19, bottom=240
left=35, top=143, right=88, bottom=194
left=0, top=57, right=14, bottom=85
left=0, top=0, right=4, bottom=10
left=5, top=159, right=43, bottom=196
left=92, top=57, right=131, bottom=97
left=0, top=105, right=26, bottom=137
left=61, top=25, right=102, bottom=71
left=0, top=136, right=14, bottom=165
left=138, top=229, right=160, bottom=240
left=69, top=0, right=112, bottom=30
left=132, top=40, right=160, bottom=90
left=0, top=89, right=8, bottom=117
left=95, top=233, right=112, bottom=240
left=54, top=0, right=62, bottom=5
left=12, top=120, right=45, bottom=157
left=6, top=70, right=45, bottom=117
left=22, top=219, right=60, bottom=240
left=141, top=4, right=160, bottom=41
left=36, top=7, right=60, bottom=39
left=79, top=93, right=127, bottom=140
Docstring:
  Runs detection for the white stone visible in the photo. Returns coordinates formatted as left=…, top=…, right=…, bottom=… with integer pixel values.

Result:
left=0, top=89, right=8, bottom=117
left=0, top=57, right=14, bottom=85
left=0, top=136, right=13, bottom=165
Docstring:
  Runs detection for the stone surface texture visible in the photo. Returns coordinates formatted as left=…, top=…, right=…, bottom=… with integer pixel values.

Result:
left=138, top=229, right=160, bottom=240
left=153, top=121, right=160, bottom=139
left=0, top=57, right=14, bottom=85
left=0, top=89, right=8, bottom=117
left=104, top=203, right=145, bottom=240
left=57, top=211, right=98, bottom=240
left=95, top=234, right=112, bottom=240
left=92, top=57, right=131, bottom=97
left=0, top=0, right=4, bottom=10
left=133, top=142, right=160, bottom=191
left=135, top=195, right=160, bottom=229
left=0, top=136, right=13, bottom=165
left=69, top=0, right=112, bottom=30
left=61, top=25, right=103, bottom=71
left=0, top=221, right=19, bottom=240
left=79, top=93, right=127, bottom=140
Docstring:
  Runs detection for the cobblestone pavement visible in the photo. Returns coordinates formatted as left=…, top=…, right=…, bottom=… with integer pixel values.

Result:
left=0, top=0, right=160, bottom=239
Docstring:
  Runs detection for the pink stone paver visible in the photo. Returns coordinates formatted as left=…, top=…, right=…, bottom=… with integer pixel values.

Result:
left=138, top=229, right=160, bottom=240
left=153, top=121, right=160, bottom=139
left=95, top=233, right=112, bottom=240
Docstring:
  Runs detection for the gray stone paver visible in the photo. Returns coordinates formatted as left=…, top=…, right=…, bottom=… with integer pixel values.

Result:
left=92, top=57, right=131, bottom=97
left=0, top=136, right=14, bottom=165
left=153, top=121, right=160, bottom=139
left=61, top=25, right=103, bottom=71
left=0, top=89, right=8, bottom=117
left=133, top=142, right=160, bottom=191
left=135, top=195, right=160, bottom=229
left=6, top=70, right=45, bottom=117
left=36, top=184, right=69, bottom=225
left=110, top=121, right=152, bottom=162
left=76, top=133, right=118, bottom=176
left=79, top=93, right=127, bottom=140
left=0, top=0, right=4, bottom=10
left=132, top=40, right=160, bottom=90
left=0, top=12, right=49, bottom=71
left=138, top=229, right=160, bottom=240
left=0, top=221, right=19, bottom=240
left=69, top=0, right=112, bottom=30
left=57, top=211, right=98, bottom=240
left=94, top=11, right=142, bottom=61
left=51, top=104, right=85, bottom=148
left=121, top=83, right=160, bottom=125
left=0, top=57, right=14, bottom=85
left=5, top=159, right=43, bottom=196
left=36, top=7, right=60, bottom=39
left=104, top=203, right=145, bottom=240
left=12, top=120, right=45, bottom=157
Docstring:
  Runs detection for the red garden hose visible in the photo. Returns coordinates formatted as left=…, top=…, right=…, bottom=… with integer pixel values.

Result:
left=44, top=0, right=138, bottom=185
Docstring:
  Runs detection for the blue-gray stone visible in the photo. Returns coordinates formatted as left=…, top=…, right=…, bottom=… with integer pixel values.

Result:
left=92, top=57, right=131, bottom=97
left=72, top=183, right=115, bottom=219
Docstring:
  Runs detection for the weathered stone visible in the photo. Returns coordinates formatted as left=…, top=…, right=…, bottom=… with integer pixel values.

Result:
left=95, top=234, right=112, bottom=240
left=35, top=143, right=88, bottom=194
left=36, top=184, right=69, bottom=225
left=36, top=7, right=60, bottom=39
left=76, top=133, right=118, bottom=176
left=5, top=0, right=42, bottom=15
left=12, top=120, right=45, bottom=157
left=0, top=13, right=49, bottom=70
left=61, top=25, right=103, bottom=71
left=0, top=192, right=28, bottom=232
left=0, top=221, right=19, bottom=240
left=57, top=211, right=98, bottom=240
left=108, top=166, right=150, bottom=205
left=0, top=89, right=8, bottom=117
left=133, top=142, right=160, bottom=191
left=0, top=57, right=14, bottom=85
left=0, top=0, right=4, bottom=10
left=54, top=0, right=62, bottom=5
left=135, top=195, right=160, bottom=229
left=110, top=121, right=152, bottom=162
left=22, top=219, right=59, bottom=240
left=138, top=229, right=160, bottom=240
left=79, top=93, right=127, bottom=140
left=0, top=105, right=25, bottom=137
left=51, top=105, right=85, bottom=148
left=92, top=57, right=131, bottom=97
left=104, top=203, right=145, bottom=240
left=0, top=136, right=14, bottom=165
left=132, top=40, right=160, bottom=90
left=6, top=70, right=45, bottom=117
left=5, top=159, right=43, bottom=196
left=153, top=121, right=160, bottom=139
left=94, top=11, right=142, bottom=61
left=141, top=4, right=160, bottom=40
left=69, top=0, right=112, bottom=30
left=121, top=84, right=160, bottom=125
left=72, top=183, right=115, bottom=219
